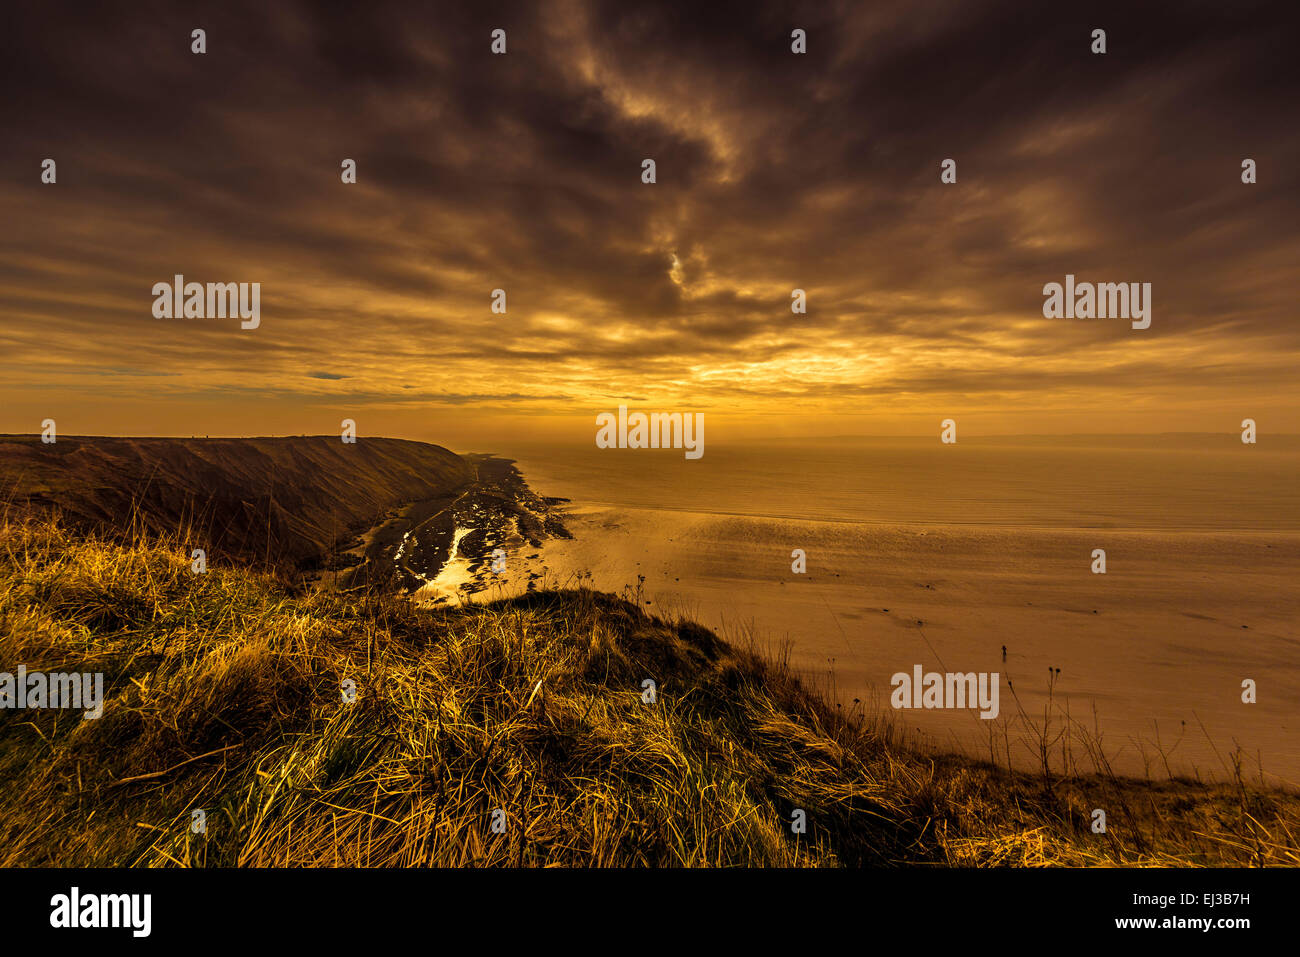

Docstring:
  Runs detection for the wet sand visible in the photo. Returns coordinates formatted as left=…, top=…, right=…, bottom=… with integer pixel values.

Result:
left=498, top=502, right=1300, bottom=785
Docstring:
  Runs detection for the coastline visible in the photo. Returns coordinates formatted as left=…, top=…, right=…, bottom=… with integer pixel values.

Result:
left=11, top=511, right=1298, bottom=868
left=418, top=460, right=1300, bottom=787
left=325, top=452, right=1299, bottom=787
left=330, top=454, right=571, bottom=603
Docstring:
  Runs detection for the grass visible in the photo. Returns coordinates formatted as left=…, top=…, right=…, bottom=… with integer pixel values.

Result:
left=1, top=515, right=1298, bottom=867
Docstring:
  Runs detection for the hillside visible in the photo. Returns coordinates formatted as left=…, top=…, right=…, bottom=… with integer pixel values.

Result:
left=2, top=516, right=1297, bottom=867
left=0, top=435, right=473, bottom=571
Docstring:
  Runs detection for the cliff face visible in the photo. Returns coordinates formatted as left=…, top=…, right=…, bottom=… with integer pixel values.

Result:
left=0, top=435, right=474, bottom=569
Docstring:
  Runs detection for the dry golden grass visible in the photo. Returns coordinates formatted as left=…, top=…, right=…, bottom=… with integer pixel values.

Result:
left=1, top=515, right=1297, bottom=867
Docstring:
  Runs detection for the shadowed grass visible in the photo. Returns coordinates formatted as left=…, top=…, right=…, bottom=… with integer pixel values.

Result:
left=1, top=516, right=1297, bottom=867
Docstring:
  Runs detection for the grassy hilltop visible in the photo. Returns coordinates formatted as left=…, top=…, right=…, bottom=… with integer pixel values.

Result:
left=2, top=515, right=1298, bottom=867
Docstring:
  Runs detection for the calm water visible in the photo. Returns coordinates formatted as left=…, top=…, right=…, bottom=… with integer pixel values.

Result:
left=502, top=435, right=1300, bottom=532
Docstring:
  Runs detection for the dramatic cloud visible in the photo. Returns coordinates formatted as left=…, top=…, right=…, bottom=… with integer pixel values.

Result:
left=2, top=0, right=1297, bottom=440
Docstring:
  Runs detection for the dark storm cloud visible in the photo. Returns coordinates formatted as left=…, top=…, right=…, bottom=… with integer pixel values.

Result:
left=0, top=0, right=1296, bottom=421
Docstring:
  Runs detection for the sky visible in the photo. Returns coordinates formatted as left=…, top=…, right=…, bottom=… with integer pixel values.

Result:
left=1, top=0, right=1297, bottom=449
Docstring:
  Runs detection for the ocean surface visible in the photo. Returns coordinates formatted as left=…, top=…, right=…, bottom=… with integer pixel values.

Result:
left=508, top=435, right=1300, bottom=532
left=492, top=436, right=1300, bottom=784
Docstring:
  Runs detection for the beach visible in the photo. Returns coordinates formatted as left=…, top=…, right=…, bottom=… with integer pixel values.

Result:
left=449, top=437, right=1300, bottom=786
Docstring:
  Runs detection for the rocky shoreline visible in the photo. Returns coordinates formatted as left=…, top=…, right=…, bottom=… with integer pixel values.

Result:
left=331, top=454, right=570, bottom=603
